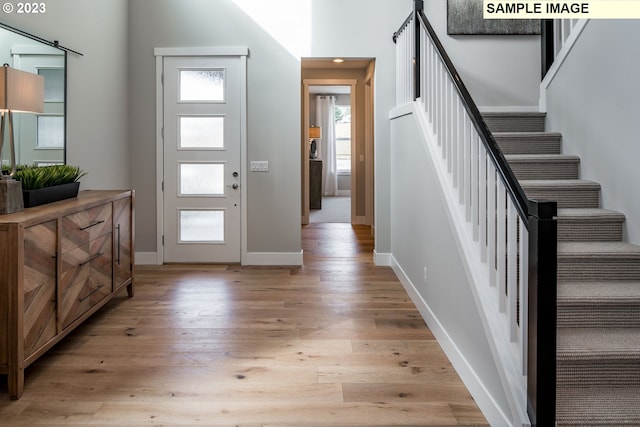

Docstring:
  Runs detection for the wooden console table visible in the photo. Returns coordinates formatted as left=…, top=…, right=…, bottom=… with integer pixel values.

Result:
left=0, top=190, right=135, bottom=399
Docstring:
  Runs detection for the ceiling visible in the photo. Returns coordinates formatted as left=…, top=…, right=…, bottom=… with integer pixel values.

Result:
left=309, top=85, right=351, bottom=95
left=303, top=58, right=373, bottom=95
left=301, top=58, right=373, bottom=70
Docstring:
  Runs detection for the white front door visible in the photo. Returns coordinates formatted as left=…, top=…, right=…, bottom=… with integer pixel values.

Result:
left=162, top=56, right=242, bottom=263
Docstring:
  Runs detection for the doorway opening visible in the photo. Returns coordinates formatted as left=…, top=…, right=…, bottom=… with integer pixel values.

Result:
left=309, top=85, right=351, bottom=223
left=301, top=58, right=375, bottom=228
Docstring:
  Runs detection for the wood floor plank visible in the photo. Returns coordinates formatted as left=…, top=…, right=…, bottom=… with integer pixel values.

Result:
left=0, top=223, right=487, bottom=426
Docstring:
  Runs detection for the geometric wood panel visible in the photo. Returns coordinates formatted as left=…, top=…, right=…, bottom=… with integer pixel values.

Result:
left=113, top=197, right=132, bottom=291
left=0, top=190, right=134, bottom=400
left=23, top=220, right=57, bottom=358
left=59, top=233, right=112, bottom=329
left=61, top=203, right=112, bottom=253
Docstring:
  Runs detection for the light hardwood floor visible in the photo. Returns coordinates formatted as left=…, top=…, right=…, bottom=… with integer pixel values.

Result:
left=0, top=223, right=488, bottom=426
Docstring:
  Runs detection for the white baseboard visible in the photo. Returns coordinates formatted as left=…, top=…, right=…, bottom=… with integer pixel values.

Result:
left=135, top=252, right=160, bottom=265
left=389, top=255, right=512, bottom=427
left=243, top=251, right=303, bottom=266
left=136, top=251, right=304, bottom=266
left=374, top=250, right=392, bottom=266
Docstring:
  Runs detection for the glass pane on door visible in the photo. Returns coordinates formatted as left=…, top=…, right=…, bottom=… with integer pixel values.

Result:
left=180, top=163, right=224, bottom=195
left=179, top=116, right=224, bottom=148
left=179, top=210, right=224, bottom=242
left=180, top=69, right=224, bottom=101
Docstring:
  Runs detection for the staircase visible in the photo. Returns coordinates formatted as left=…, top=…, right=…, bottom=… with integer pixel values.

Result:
left=484, top=112, right=640, bottom=426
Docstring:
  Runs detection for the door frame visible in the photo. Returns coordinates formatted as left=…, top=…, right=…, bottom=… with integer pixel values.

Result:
left=154, top=47, right=248, bottom=265
left=302, top=78, right=357, bottom=224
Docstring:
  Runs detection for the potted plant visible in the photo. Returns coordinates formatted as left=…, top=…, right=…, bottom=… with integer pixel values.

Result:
left=11, top=164, right=87, bottom=208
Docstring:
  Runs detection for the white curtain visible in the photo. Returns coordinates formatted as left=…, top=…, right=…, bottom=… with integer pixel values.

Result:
left=316, top=95, right=337, bottom=196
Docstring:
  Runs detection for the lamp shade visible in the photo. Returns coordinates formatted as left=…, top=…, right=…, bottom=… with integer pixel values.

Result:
left=0, top=65, right=44, bottom=113
left=309, top=126, right=321, bottom=139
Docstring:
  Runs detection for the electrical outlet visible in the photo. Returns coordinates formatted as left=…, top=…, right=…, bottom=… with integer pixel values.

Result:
left=423, top=267, right=428, bottom=284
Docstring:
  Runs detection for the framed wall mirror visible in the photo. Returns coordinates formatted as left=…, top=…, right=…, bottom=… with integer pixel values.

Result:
left=0, top=23, right=67, bottom=166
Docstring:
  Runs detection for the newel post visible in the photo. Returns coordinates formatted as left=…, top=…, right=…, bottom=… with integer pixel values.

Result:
left=413, top=0, right=423, bottom=100
left=527, top=199, right=557, bottom=427
left=541, top=20, right=555, bottom=78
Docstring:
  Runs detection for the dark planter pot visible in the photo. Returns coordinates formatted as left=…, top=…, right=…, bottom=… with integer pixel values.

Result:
left=22, top=182, right=80, bottom=208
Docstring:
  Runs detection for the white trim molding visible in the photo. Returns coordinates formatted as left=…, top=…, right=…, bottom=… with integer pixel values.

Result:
left=154, top=47, right=248, bottom=57
left=373, top=250, right=392, bottom=266
left=540, top=19, right=590, bottom=112
left=390, top=255, right=512, bottom=427
left=154, top=47, right=249, bottom=265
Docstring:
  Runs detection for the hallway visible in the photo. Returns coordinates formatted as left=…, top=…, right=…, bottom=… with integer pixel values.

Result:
left=0, top=224, right=487, bottom=426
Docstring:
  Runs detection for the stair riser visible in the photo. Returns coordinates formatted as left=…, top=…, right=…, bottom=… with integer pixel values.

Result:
left=558, top=305, right=640, bottom=328
left=558, top=259, right=640, bottom=282
left=495, top=137, right=561, bottom=155
left=522, top=187, right=600, bottom=209
left=558, top=360, right=640, bottom=387
left=558, top=220, right=624, bottom=242
left=484, top=115, right=546, bottom=133
left=509, top=162, right=579, bottom=180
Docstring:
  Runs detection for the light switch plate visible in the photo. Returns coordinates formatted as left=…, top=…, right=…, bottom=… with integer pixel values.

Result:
left=250, top=161, right=269, bottom=172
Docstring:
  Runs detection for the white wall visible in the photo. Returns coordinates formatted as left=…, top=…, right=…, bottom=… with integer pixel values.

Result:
left=129, top=0, right=410, bottom=257
left=309, top=0, right=412, bottom=254
left=390, top=110, right=511, bottom=425
left=544, top=20, right=640, bottom=245
left=129, top=0, right=302, bottom=255
left=2, top=0, right=130, bottom=190
left=424, top=0, right=541, bottom=110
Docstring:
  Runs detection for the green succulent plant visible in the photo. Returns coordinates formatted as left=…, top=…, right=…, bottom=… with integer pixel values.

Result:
left=12, top=164, right=87, bottom=191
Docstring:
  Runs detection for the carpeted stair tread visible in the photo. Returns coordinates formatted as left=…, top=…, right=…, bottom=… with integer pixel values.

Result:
left=556, top=208, right=626, bottom=241
left=557, top=329, right=640, bottom=387
left=558, top=242, right=640, bottom=281
left=520, top=179, right=600, bottom=208
left=490, top=112, right=640, bottom=424
left=505, top=154, right=580, bottom=180
left=493, top=132, right=562, bottom=155
left=558, top=282, right=640, bottom=327
left=483, top=112, right=546, bottom=133
left=559, top=281, right=640, bottom=302
left=558, top=241, right=640, bottom=257
left=558, top=328, right=640, bottom=358
left=556, top=387, right=640, bottom=425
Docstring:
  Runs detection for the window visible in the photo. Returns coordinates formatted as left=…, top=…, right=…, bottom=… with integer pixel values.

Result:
left=179, top=69, right=225, bottom=101
left=335, top=105, right=351, bottom=173
left=36, top=116, right=64, bottom=148
left=38, top=68, right=64, bottom=102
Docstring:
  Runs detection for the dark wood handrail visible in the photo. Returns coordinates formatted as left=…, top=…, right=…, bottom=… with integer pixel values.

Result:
left=415, top=11, right=532, bottom=225
left=392, top=13, right=413, bottom=44
left=394, top=6, right=557, bottom=425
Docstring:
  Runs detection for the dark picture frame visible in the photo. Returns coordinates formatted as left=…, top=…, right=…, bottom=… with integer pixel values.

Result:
left=447, top=0, right=540, bottom=35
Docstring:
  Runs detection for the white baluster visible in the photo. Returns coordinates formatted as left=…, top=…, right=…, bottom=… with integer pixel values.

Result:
left=519, top=216, right=529, bottom=375
left=479, top=148, right=488, bottom=262
left=507, top=201, right=518, bottom=342
left=497, top=180, right=506, bottom=313
left=472, top=133, right=480, bottom=241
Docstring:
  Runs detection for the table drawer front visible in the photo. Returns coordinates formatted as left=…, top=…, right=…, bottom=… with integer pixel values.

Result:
left=62, top=203, right=113, bottom=252
left=60, top=233, right=113, bottom=329
left=23, top=221, right=57, bottom=358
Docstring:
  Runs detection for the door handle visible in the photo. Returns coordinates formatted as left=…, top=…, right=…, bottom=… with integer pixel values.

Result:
left=226, top=183, right=239, bottom=190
